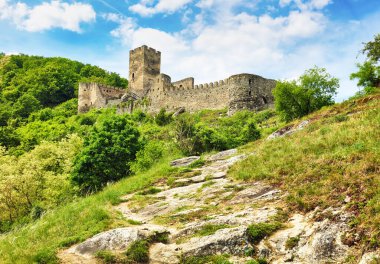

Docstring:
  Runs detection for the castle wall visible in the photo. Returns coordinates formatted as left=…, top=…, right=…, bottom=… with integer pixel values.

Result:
left=79, top=46, right=277, bottom=115
left=78, top=83, right=125, bottom=113
left=147, top=79, right=230, bottom=113
left=172, top=77, right=194, bottom=89
left=145, top=74, right=276, bottom=114
left=228, top=74, right=276, bottom=115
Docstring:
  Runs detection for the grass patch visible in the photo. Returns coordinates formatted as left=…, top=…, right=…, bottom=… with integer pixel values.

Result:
left=194, top=224, right=230, bottom=237
left=247, top=222, right=282, bottom=244
left=181, top=254, right=232, bottom=264
left=138, top=187, right=162, bottom=195
left=155, top=206, right=220, bottom=226
left=285, top=236, right=300, bottom=250
left=245, top=259, right=268, bottom=264
left=125, top=240, right=149, bottom=263
left=230, top=93, right=380, bottom=246
left=95, top=250, right=119, bottom=264
left=126, top=219, right=143, bottom=225
left=0, top=154, right=178, bottom=264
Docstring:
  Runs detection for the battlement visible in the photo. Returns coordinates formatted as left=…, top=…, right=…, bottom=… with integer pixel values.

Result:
left=79, top=82, right=125, bottom=92
left=194, top=78, right=229, bottom=89
left=130, top=45, right=161, bottom=55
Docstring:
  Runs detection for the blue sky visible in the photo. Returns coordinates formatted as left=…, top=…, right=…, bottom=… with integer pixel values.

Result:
left=0, top=0, right=379, bottom=101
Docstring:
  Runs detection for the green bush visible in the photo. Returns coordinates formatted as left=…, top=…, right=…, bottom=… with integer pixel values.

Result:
left=71, top=115, right=141, bottom=193
left=174, top=113, right=261, bottom=155
left=155, top=108, right=173, bottom=126
left=131, top=140, right=164, bottom=173
left=273, top=67, right=339, bottom=121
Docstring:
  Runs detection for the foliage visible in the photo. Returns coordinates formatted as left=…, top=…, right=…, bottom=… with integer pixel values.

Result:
left=0, top=135, right=82, bottom=231
left=155, top=108, right=173, bottom=126
left=351, top=34, right=380, bottom=96
left=131, top=140, right=164, bottom=173
left=0, top=151, right=179, bottom=263
left=285, top=236, right=300, bottom=250
left=194, top=224, right=230, bottom=237
left=273, top=67, right=339, bottom=121
left=71, top=115, right=141, bottom=193
left=173, top=111, right=261, bottom=155
left=247, top=222, right=282, bottom=244
left=361, top=33, right=380, bottom=63
left=125, top=240, right=149, bottom=263
left=230, top=93, right=380, bottom=246
left=95, top=250, right=118, bottom=264
left=0, top=54, right=127, bottom=125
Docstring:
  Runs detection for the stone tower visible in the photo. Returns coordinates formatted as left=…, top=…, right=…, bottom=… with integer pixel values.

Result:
left=129, top=45, right=161, bottom=97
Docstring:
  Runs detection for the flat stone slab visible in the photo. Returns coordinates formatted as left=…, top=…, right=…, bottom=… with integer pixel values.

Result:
left=67, top=225, right=168, bottom=257
left=205, top=149, right=237, bottom=161
left=267, top=120, right=310, bottom=140
left=170, top=156, right=200, bottom=167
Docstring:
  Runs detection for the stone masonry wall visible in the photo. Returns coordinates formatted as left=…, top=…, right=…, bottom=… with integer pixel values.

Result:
left=78, top=46, right=277, bottom=115
left=129, top=46, right=161, bottom=97
left=78, top=83, right=125, bottom=113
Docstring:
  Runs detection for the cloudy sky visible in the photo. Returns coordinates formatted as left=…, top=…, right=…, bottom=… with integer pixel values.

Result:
left=0, top=0, right=379, bottom=101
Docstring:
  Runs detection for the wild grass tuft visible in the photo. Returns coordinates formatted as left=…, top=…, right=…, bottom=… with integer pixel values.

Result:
left=230, top=93, right=380, bottom=246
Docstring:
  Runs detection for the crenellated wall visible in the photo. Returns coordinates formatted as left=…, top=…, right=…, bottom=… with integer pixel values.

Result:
left=78, top=46, right=277, bottom=115
left=144, top=74, right=275, bottom=114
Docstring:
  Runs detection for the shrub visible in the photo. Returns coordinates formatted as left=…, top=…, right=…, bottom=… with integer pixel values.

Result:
left=71, top=115, right=141, bottom=193
left=273, top=67, right=339, bottom=121
left=131, top=140, right=164, bottom=173
left=125, top=240, right=149, bottom=263
left=155, top=108, right=173, bottom=126
left=247, top=222, right=282, bottom=244
left=95, top=250, right=118, bottom=264
left=285, top=236, right=300, bottom=250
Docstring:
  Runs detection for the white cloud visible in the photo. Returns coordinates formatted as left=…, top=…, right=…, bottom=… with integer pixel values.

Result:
left=0, top=0, right=96, bottom=32
left=279, top=0, right=333, bottom=10
left=129, top=0, right=193, bottom=16
left=107, top=0, right=379, bottom=101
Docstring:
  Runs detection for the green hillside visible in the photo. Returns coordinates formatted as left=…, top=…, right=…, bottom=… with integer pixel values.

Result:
left=0, top=90, right=378, bottom=263
left=0, top=44, right=379, bottom=263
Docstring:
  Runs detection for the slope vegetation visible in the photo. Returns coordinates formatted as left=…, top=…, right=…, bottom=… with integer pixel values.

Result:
left=0, top=91, right=378, bottom=263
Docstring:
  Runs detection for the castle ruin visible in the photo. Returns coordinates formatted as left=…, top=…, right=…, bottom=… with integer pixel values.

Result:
left=78, top=45, right=276, bottom=115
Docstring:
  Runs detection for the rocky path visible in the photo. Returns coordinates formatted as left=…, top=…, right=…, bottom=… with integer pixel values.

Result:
left=59, top=149, right=377, bottom=264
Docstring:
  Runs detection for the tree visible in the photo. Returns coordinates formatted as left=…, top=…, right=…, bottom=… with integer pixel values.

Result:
left=71, top=115, right=141, bottom=193
left=350, top=34, right=380, bottom=92
left=361, top=33, right=380, bottom=63
left=273, top=67, right=339, bottom=122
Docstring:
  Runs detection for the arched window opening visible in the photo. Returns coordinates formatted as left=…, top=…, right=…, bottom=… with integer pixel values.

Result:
left=262, top=97, right=268, bottom=104
left=248, top=90, right=252, bottom=96
left=249, top=79, right=252, bottom=85
left=132, top=73, right=135, bottom=81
